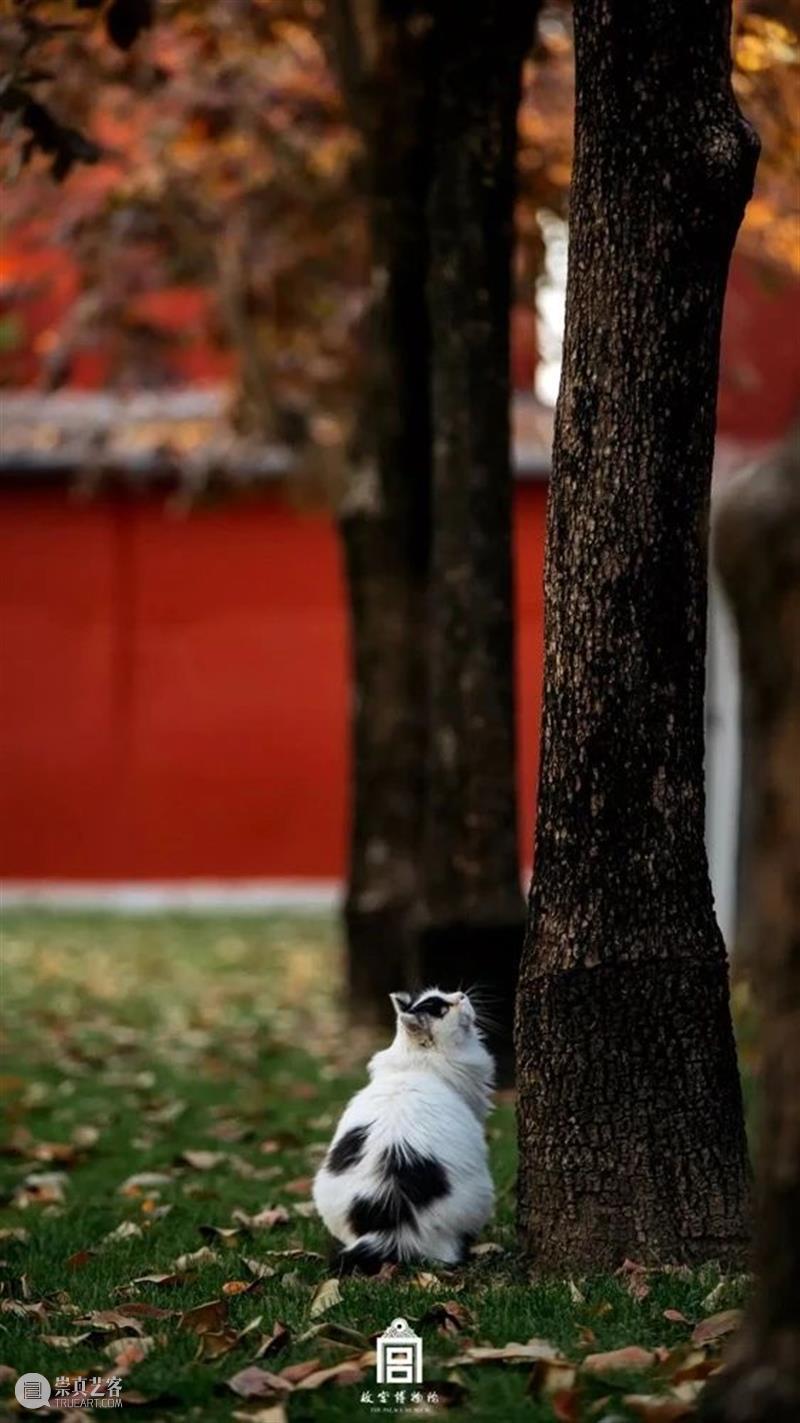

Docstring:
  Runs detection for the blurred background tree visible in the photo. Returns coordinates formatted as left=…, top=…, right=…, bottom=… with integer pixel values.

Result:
left=0, top=0, right=796, bottom=1055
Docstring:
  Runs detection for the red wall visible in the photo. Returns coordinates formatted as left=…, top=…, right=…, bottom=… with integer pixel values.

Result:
left=0, top=485, right=547, bottom=881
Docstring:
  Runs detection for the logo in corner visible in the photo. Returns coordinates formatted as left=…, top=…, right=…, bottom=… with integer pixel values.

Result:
left=376, top=1317, right=423, bottom=1386
left=15, top=1374, right=52, bottom=1410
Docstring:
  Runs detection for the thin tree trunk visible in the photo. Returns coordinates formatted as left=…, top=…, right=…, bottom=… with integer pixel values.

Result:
left=420, top=2, right=535, bottom=1076
left=516, top=0, right=758, bottom=1271
left=332, top=3, right=435, bottom=1021
left=702, top=437, right=800, bottom=1421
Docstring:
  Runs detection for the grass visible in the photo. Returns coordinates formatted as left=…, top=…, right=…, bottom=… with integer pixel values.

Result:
left=0, top=913, right=752, bottom=1422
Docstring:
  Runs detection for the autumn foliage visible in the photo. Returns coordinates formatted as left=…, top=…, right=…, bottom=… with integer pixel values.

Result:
left=0, top=1, right=797, bottom=439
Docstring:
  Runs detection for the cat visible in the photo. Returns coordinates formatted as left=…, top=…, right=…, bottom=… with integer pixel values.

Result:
left=313, top=987, right=495, bottom=1274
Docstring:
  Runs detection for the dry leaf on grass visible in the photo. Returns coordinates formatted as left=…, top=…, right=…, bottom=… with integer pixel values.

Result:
left=233, top=1408, right=287, bottom=1423
left=582, top=1345, right=656, bottom=1374
left=119, top=1172, right=173, bottom=1195
left=294, top=1360, right=366, bottom=1390
left=420, top=1300, right=474, bottom=1336
left=14, top=1171, right=68, bottom=1207
left=309, top=1277, right=342, bottom=1318
left=75, top=1308, right=149, bottom=1335
left=624, top=1395, right=695, bottom=1421
left=180, top=1150, right=226, bottom=1170
left=617, top=1258, right=652, bottom=1302
left=278, top=1359, right=322, bottom=1385
left=450, top=1339, right=562, bottom=1366
left=227, top=1365, right=293, bottom=1399
left=180, top=1298, right=228, bottom=1335
left=233, top=1206, right=291, bottom=1231
left=196, top=1329, right=240, bottom=1361
left=664, top=1309, right=692, bottom=1325
left=469, top=1241, right=504, bottom=1257
left=42, top=1333, right=93, bottom=1349
left=66, top=1248, right=96, bottom=1270
left=690, top=1309, right=743, bottom=1346
left=412, top=1271, right=442, bottom=1290
left=104, top=1220, right=144, bottom=1243
left=199, top=1225, right=242, bottom=1245
left=242, top=1257, right=277, bottom=1280
left=175, top=1246, right=221, bottom=1270
left=105, top=1337, right=154, bottom=1367
left=255, top=1321, right=291, bottom=1359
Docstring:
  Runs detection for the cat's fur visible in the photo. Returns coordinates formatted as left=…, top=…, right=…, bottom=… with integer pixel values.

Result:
left=313, top=988, right=495, bottom=1274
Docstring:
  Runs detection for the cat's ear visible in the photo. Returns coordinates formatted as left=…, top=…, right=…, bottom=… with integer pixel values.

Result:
left=390, top=991, right=412, bottom=1016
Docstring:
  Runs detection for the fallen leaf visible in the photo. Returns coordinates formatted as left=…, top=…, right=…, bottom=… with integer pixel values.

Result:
left=292, top=1202, right=317, bottom=1218
left=469, top=1241, right=504, bottom=1257
left=197, top=1329, right=240, bottom=1361
left=66, top=1248, right=96, bottom=1270
left=72, top=1124, right=101, bottom=1148
left=180, top=1298, right=228, bottom=1335
left=310, top=1277, right=342, bottom=1318
left=117, top=1302, right=174, bottom=1321
left=451, top=1340, right=562, bottom=1366
left=412, top=1271, right=441, bottom=1290
left=617, top=1258, right=651, bottom=1302
left=104, top=1220, right=144, bottom=1243
left=105, top=1337, right=154, bottom=1367
left=119, top=1172, right=174, bottom=1196
left=296, top=1321, right=368, bottom=1349
left=691, top=1309, right=743, bottom=1346
left=582, top=1346, right=656, bottom=1374
left=180, top=1150, right=226, bottom=1170
left=14, top=1171, right=67, bottom=1207
left=294, top=1360, right=366, bottom=1389
left=232, top=1408, right=287, bottom=1423
left=664, top=1309, right=692, bottom=1325
left=223, top=1280, right=255, bottom=1296
left=624, top=1396, right=694, bottom=1421
left=283, top=1176, right=313, bottom=1195
left=0, top=1228, right=29, bottom=1245
left=568, top=1278, right=585, bottom=1305
left=233, top=1206, right=291, bottom=1231
left=242, top=1256, right=277, bottom=1280
left=279, top=1359, right=322, bottom=1384
left=42, top=1333, right=93, bottom=1349
left=227, top=1365, right=293, bottom=1399
left=199, top=1224, right=243, bottom=1245
left=175, top=1246, right=221, bottom=1270
left=76, top=1309, right=148, bottom=1335
left=255, top=1321, right=291, bottom=1359
left=420, top=1300, right=474, bottom=1336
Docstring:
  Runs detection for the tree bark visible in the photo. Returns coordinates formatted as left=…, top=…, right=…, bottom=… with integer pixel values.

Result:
left=332, top=3, right=435, bottom=1021
left=701, top=437, right=800, bottom=1422
left=515, top=0, right=758, bottom=1272
left=420, top=2, right=535, bottom=1076
left=332, top=3, right=533, bottom=1051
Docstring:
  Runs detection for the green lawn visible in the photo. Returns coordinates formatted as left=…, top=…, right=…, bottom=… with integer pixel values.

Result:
left=0, top=914, right=752, bottom=1421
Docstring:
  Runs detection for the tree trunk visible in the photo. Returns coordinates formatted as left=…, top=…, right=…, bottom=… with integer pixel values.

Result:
left=702, top=437, right=800, bottom=1421
left=515, top=0, right=758, bottom=1271
left=420, top=2, right=535, bottom=1076
left=332, top=3, right=435, bottom=1022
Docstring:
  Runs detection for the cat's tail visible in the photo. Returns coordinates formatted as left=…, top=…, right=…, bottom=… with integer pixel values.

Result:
left=331, top=1234, right=397, bottom=1277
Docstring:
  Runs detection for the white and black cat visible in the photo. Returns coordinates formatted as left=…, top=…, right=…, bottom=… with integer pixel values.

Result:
left=313, top=988, right=495, bottom=1274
